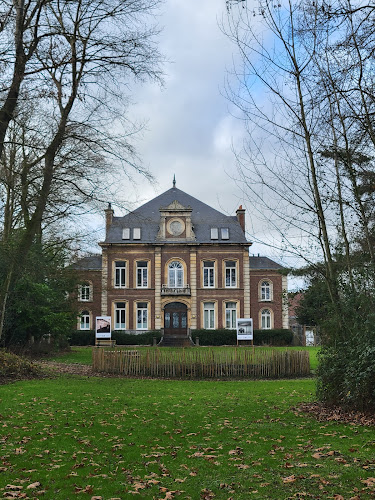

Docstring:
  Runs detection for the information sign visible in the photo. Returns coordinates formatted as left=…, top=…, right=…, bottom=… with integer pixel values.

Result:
left=96, top=316, right=111, bottom=339
left=236, top=318, right=253, bottom=341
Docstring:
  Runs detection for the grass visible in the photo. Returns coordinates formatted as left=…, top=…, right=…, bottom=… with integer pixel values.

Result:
left=50, top=345, right=320, bottom=372
left=1, top=376, right=375, bottom=499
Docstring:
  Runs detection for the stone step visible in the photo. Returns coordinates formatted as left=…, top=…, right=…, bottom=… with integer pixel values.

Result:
left=158, top=335, right=195, bottom=347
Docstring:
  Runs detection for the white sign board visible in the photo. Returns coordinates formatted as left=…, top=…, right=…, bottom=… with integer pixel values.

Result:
left=305, top=329, right=314, bottom=346
left=236, top=318, right=253, bottom=341
left=96, top=316, right=111, bottom=339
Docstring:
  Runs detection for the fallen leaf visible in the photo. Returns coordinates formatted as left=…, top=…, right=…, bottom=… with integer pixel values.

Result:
left=282, top=475, right=296, bottom=484
left=26, top=482, right=41, bottom=490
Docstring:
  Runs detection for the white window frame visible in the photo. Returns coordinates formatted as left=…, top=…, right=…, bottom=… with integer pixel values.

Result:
left=221, top=228, right=229, bottom=240
left=261, top=308, right=272, bottom=330
left=80, top=311, right=90, bottom=330
left=136, top=261, right=148, bottom=288
left=203, top=261, right=215, bottom=288
left=114, top=261, right=126, bottom=288
left=168, top=261, right=184, bottom=288
left=136, top=302, right=148, bottom=330
left=122, top=228, right=130, bottom=240
left=225, top=261, right=237, bottom=288
left=225, top=302, right=237, bottom=329
left=260, top=280, right=272, bottom=301
left=210, top=227, right=218, bottom=239
left=79, top=283, right=90, bottom=302
left=133, top=227, right=141, bottom=240
left=114, top=302, right=126, bottom=330
left=203, top=302, right=215, bottom=329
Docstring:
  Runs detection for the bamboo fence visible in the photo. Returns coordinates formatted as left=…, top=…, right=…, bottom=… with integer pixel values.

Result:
left=92, top=347, right=310, bottom=379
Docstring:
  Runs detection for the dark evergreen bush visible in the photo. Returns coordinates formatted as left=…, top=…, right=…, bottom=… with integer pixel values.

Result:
left=69, top=330, right=95, bottom=346
left=112, top=330, right=162, bottom=345
left=315, top=278, right=375, bottom=412
left=191, top=329, right=293, bottom=346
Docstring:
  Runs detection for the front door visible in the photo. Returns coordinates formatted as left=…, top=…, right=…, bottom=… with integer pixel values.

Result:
left=164, top=302, right=188, bottom=336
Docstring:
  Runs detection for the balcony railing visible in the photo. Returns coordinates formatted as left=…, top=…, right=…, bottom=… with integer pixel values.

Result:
left=161, top=284, right=191, bottom=296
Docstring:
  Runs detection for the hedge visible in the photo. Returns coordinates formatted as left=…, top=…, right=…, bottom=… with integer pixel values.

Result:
left=191, top=329, right=293, bottom=346
left=69, top=330, right=162, bottom=346
left=112, top=330, right=162, bottom=345
left=70, top=328, right=292, bottom=346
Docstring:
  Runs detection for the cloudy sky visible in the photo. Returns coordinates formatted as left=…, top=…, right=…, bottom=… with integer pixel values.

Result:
left=90, top=0, right=302, bottom=286
left=126, top=0, right=244, bottom=208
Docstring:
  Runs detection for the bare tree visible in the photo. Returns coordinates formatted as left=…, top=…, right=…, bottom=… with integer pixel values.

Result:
left=0, top=0, right=164, bottom=340
left=225, top=0, right=375, bottom=328
left=225, top=1, right=343, bottom=310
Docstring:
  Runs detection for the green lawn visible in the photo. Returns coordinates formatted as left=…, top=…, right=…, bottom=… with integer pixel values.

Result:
left=51, top=345, right=320, bottom=371
left=1, top=376, right=374, bottom=499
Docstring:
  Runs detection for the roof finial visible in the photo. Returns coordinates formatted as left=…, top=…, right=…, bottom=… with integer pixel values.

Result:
left=173, top=174, right=176, bottom=188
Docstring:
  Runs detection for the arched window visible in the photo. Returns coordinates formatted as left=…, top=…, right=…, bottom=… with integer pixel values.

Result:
left=168, top=261, right=184, bottom=288
left=261, top=309, right=272, bottom=330
left=260, top=280, right=272, bottom=301
left=80, top=311, right=90, bottom=330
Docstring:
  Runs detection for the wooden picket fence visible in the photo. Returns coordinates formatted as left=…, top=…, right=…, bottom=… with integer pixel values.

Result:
left=92, top=347, right=310, bottom=379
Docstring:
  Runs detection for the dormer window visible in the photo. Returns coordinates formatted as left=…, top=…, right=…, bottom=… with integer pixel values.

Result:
left=122, top=228, right=130, bottom=240
left=133, top=228, right=141, bottom=240
left=210, top=228, right=218, bottom=239
left=221, top=228, right=229, bottom=239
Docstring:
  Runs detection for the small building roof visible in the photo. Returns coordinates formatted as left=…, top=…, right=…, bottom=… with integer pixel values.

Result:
left=71, top=255, right=102, bottom=271
left=249, top=256, right=285, bottom=270
left=104, top=186, right=248, bottom=245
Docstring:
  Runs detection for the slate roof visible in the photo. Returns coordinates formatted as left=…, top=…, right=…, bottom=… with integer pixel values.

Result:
left=105, top=187, right=249, bottom=245
left=249, top=256, right=285, bottom=270
left=71, top=254, right=102, bottom=271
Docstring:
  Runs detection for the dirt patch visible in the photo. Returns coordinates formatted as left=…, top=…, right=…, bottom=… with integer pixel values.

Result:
left=38, top=361, right=94, bottom=376
left=294, top=402, right=375, bottom=427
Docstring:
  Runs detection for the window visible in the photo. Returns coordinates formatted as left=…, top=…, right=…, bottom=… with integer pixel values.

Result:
left=79, top=283, right=90, bottom=301
left=261, top=280, right=272, bottom=301
left=137, top=261, right=148, bottom=288
left=210, top=227, right=218, bottom=239
left=221, top=228, right=229, bottom=239
left=261, top=309, right=272, bottom=330
left=133, top=228, right=141, bottom=240
left=122, top=228, right=130, bottom=240
left=115, top=302, right=126, bottom=329
left=225, top=302, right=237, bottom=329
left=80, top=311, right=90, bottom=330
left=204, top=302, right=215, bottom=329
left=203, top=261, right=215, bottom=288
left=115, top=261, right=126, bottom=288
left=137, top=302, right=148, bottom=330
left=168, top=261, right=184, bottom=288
left=225, top=261, right=237, bottom=287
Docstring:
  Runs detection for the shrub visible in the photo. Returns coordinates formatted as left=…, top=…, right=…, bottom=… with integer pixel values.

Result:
left=0, top=349, right=42, bottom=382
left=254, top=329, right=293, bottom=346
left=112, top=331, right=162, bottom=345
left=317, top=330, right=375, bottom=412
left=191, top=329, right=293, bottom=346
left=69, top=330, right=96, bottom=346
left=69, top=330, right=162, bottom=346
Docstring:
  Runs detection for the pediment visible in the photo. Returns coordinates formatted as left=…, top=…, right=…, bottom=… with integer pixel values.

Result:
left=163, top=200, right=187, bottom=211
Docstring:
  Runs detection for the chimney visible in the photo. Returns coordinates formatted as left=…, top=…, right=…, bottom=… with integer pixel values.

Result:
left=105, top=202, right=114, bottom=235
left=236, top=205, right=245, bottom=233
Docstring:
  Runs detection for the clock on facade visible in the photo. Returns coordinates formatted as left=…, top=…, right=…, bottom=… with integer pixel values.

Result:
left=168, top=219, right=184, bottom=236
